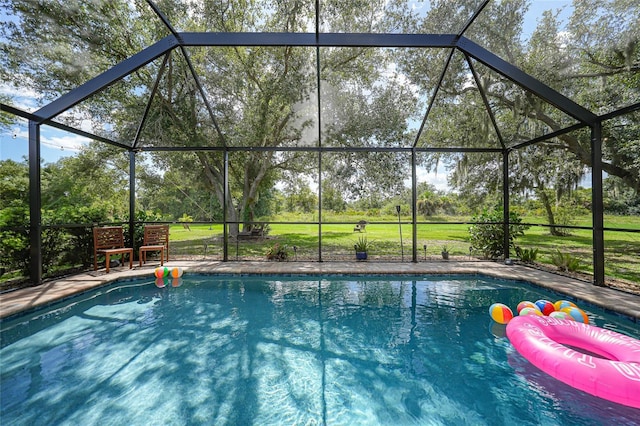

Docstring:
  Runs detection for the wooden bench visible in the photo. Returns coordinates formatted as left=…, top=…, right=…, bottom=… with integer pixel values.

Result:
left=251, top=223, right=266, bottom=237
left=354, top=220, right=368, bottom=232
left=139, top=224, right=170, bottom=267
left=237, top=223, right=266, bottom=239
left=93, top=226, right=133, bottom=273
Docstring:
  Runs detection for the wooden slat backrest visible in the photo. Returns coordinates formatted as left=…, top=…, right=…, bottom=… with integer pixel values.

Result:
left=143, top=225, right=169, bottom=246
left=94, top=226, right=126, bottom=250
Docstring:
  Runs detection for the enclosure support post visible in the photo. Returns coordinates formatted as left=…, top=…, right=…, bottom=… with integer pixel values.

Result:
left=502, top=149, right=510, bottom=260
left=411, top=149, right=417, bottom=262
left=396, top=205, right=404, bottom=261
left=28, top=120, right=42, bottom=285
left=318, top=151, right=323, bottom=262
left=223, top=150, right=229, bottom=261
left=129, top=152, right=136, bottom=248
left=591, top=123, right=605, bottom=286
left=316, top=43, right=323, bottom=263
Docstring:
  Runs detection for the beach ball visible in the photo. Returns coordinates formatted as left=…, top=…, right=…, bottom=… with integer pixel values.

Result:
left=561, top=307, right=589, bottom=324
left=170, top=267, right=183, bottom=278
left=519, top=307, right=544, bottom=316
left=549, top=311, right=571, bottom=320
left=489, top=303, right=514, bottom=324
left=535, top=299, right=556, bottom=316
left=517, top=301, right=538, bottom=314
left=154, top=267, right=166, bottom=279
left=553, top=300, right=577, bottom=311
left=154, top=278, right=166, bottom=288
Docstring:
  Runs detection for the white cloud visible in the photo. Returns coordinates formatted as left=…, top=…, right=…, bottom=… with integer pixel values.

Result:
left=12, top=128, right=89, bottom=152
left=42, top=134, right=88, bottom=152
left=0, top=82, right=44, bottom=112
left=417, top=167, right=449, bottom=191
left=404, top=165, right=450, bottom=191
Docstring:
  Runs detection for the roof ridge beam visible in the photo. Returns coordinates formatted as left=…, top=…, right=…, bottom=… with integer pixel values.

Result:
left=179, top=32, right=459, bottom=48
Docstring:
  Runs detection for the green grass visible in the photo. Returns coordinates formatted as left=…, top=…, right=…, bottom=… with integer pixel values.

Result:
left=167, top=214, right=639, bottom=284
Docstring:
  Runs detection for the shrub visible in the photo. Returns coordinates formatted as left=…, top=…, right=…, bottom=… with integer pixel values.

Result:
left=550, top=250, right=581, bottom=272
left=50, top=205, right=110, bottom=267
left=0, top=207, right=30, bottom=274
left=266, top=243, right=289, bottom=261
left=468, top=206, right=529, bottom=259
left=515, top=247, right=538, bottom=263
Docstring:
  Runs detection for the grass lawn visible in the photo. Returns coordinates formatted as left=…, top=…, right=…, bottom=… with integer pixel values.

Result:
left=168, top=214, right=639, bottom=284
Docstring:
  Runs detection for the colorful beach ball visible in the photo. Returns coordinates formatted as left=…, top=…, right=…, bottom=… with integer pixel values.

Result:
left=535, top=299, right=556, bottom=316
left=489, top=303, right=514, bottom=324
left=549, top=311, right=571, bottom=320
left=561, top=306, right=589, bottom=324
left=553, top=300, right=577, bottom=311
left=517, top=301, right=538, bottom=314
left=170, top=267, right=183, bottom=278
left=154, top=267, right=170, bottom=278
left=519, top=307, right=544, bottom=316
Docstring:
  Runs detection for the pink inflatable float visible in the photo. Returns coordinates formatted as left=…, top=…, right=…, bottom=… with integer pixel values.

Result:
left=506, top=315, right=640, bottom=408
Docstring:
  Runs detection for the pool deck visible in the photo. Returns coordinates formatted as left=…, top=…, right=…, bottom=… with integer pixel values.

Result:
left=1, top=260, right=639, bottom=321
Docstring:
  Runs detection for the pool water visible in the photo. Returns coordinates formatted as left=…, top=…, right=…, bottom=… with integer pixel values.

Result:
left=1, top=275, right=639, bottom=425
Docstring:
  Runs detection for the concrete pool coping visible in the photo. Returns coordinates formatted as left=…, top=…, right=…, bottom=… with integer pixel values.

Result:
left=1, top=260, right=639, bottom=321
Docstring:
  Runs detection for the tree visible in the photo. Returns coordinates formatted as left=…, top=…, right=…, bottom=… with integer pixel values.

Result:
left=416, top=182, right=457, bottom=217
left=604, top=176, right=640, bottom=215
left=0, top=159, right=28, bottom=207
left=404, top=0, right=639, bottom=202
left=0, top=156, right=122, bottom=275
left=2, top=0, right=637, bottom=234
left=321, top=180, right=347, bottom=213
left=39, top=143, right=131, bottom=220
left=281, top=176, right=318, bottom=214
left=1, top=0, right=422, bottom=235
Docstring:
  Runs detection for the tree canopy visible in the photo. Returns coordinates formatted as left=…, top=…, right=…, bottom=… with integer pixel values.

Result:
left=1, top=0, right=638, bottom=225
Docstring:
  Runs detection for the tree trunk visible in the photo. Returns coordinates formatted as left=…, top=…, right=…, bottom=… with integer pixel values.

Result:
left=197, top=151, right=271, bottom=237
left=535, top=183, right=563, bottom=236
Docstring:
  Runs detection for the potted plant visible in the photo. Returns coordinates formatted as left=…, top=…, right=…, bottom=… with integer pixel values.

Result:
left=354, top=236, right=371, bottom=261
left=441, top=245, right=450, bottom=260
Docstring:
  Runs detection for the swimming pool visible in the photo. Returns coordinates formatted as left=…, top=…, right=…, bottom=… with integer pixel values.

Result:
left=1, top=274, right=639, bottom=425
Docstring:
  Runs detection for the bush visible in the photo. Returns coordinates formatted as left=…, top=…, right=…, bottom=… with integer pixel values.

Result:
left=266, top=243, right=289, bottom=261
left=468, top=206, right=529, bottom=259
left=0, top=207, right=30, bottom=274
left=127, top=210, right=165, bottom=250
left=49, top=205, right=110, bottom=267
left=515, top=246, right=538, bottom=263
left=550, top=250, right=581, bottom=272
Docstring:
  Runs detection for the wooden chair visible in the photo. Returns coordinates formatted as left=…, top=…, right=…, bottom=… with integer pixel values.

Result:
left=354, top=220, right=368, bottom=232
left=93, top=226, right=133, bottom=273
left=139, top=224, right=170, bottom=267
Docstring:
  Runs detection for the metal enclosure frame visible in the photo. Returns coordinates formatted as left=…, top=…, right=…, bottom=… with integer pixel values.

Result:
left=3, top=1, right=638, bottom=287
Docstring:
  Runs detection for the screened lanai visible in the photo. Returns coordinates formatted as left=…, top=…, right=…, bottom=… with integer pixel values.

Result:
left=1, top=0, right=639, bottom=287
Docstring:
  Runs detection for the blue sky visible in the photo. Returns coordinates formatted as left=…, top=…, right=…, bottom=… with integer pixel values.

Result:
left=522, top=0, right=572, bottom=39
